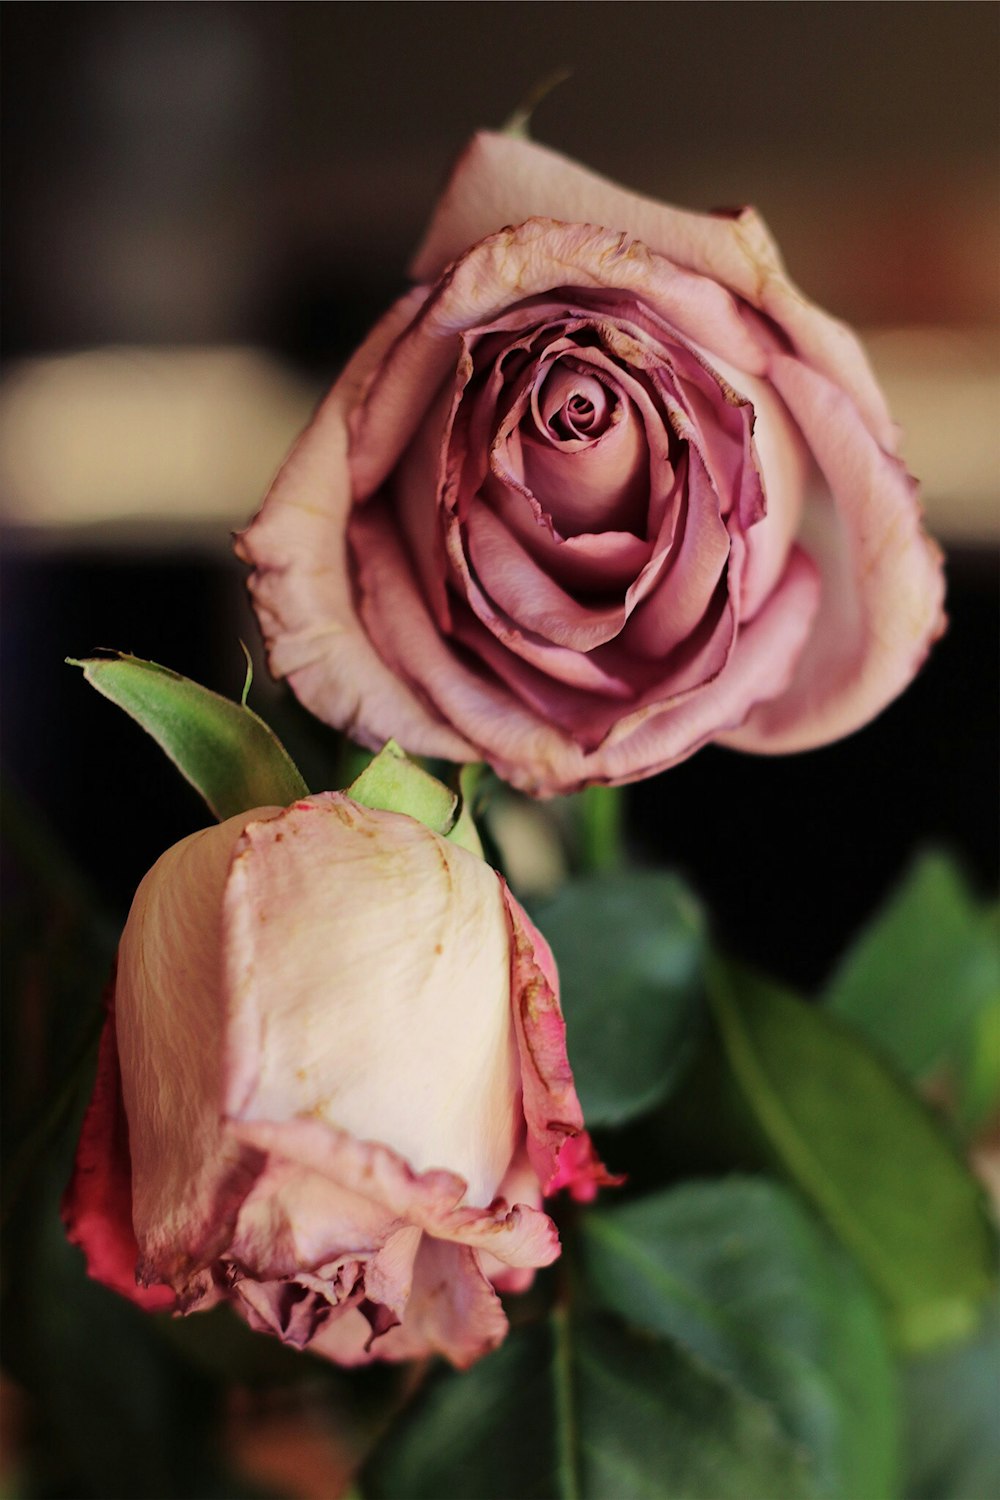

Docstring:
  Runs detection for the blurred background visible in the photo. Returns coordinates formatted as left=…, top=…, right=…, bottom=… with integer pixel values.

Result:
left=1, top=5, right=997, bottom=1496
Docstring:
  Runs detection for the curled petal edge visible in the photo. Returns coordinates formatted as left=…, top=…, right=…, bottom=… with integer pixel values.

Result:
left=501, top=887, right=621, bottom=1202
left=61, top=1003, right=177, bottom=1313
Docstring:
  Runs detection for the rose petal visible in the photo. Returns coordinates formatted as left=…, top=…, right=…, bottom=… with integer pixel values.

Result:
left=114, top=809, right=275, bottom=1297
left=361, top=1238, right=509, bottom=1369
left=236, top=287, right=476, bottom=763
left=226, top=1116, right=559, bottom=1272
left=702, top=346, right=809, bottom=619
left=486, top=478, right=654, bottom=592
left=598, top=545, right=822, bottom=776
left=462, top=498, right=629, bottom=650
left=501, top=888, right=618, bottom=1201
left=61, top=1006, right=176, bottom=1312
left=623, top=450, right=734, bottom=661
left=719, top=355, right=945, bottom=752
left=224, top=1152, right=401, bottom=1280
left=478, top=1146, right=545, bottom=1294
left=222, top=796, right=519, bottom=1210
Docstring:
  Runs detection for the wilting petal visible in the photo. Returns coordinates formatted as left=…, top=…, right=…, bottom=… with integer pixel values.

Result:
left=361, top=1238, right=510, bottom=1369
left=114, top=809, right=275, bottom=1297
left=236, top=289, right=475, bottom=763
left=61, top=1006, right=176, bottom=1312
left=720, top=356, right=945, bottom=752
left=501, top=890, right=619, bottom=1201
left=223, top=796, right=519, bottom=1210
left=227, top=1114, right=557, bottom=1271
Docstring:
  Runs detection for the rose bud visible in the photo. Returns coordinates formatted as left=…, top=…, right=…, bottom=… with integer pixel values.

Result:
left=238, top=132, right=944, bottom=797
left=63, top=794, right=611, bottom=1368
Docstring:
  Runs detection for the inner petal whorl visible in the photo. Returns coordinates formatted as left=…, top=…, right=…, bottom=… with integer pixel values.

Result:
left=536, top=366, right=614, bottom=444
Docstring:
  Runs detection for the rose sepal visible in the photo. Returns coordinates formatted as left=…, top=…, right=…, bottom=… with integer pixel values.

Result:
left=68, top=652, right=308, bottom=820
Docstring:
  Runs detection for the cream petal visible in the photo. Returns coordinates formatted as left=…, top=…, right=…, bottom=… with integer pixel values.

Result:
left=114, top=808, right=279, bottom=1294
left=222, top=795, right=519, bottom=1210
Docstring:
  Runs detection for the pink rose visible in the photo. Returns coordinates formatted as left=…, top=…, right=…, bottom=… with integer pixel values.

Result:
left=63, top=794, right=609, bottom=1368
left=239, top=132, right=944, bottom=796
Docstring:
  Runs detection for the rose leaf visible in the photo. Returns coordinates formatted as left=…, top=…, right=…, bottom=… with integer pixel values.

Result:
left=577, top=1178, right=898, bottom=1500
left=707, top=960, right=998, bottom=1352
left=527, top=871, right=707, bottom=1127
left=823, top=850, right=1000, bottom=1135
left=362, top=1310, right=818, bottom=1500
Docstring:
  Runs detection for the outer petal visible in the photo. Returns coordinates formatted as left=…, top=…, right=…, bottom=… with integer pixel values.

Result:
left=61, top=1003, right=176, bottom=1312
left=719, top=356, right=945, bottom=753
left=236, top=289, right=476, bottom=763
left=501, top=887, right=618, bottom=1201
left=114, top=809, right=277, bottom=1299
left=590, top=545, right=821, bottom=784
left=227, top=1116, right=559, bottom=1273
left=411, top=131, right=897, bottom=449
left=222, top=795, right=520, bottom=1210
left=310, top=1238, right=510, bottom=1370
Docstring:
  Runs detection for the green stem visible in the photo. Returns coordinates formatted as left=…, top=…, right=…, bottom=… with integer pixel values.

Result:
left=552, top=1301, right=581, bottom=1500
left=576, top=784, right=626, bottom=876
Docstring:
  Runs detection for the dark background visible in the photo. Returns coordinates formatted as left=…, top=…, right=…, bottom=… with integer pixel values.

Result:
left=2, top=1, right=997, bottom=987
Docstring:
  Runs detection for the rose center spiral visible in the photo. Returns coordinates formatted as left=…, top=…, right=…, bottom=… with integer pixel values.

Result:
left=538, top=367, right=614, bottom=444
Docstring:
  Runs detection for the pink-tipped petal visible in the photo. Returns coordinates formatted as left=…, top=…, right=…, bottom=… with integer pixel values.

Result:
left=370, top=1238, right=510, bottom=1369
left=61, top=1006, right=176, bottom=1312
left=501, top=888, right=618, bottom=1200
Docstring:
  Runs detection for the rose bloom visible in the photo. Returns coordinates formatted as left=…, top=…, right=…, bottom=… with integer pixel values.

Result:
left=63, top=794, right=609, bottom=1367
left=238, top=132, right=944, bottom=796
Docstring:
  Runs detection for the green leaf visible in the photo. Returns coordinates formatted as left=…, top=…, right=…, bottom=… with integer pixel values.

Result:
left=902, top=1301, right=1000, bottom=1500
left=578, top=1179, right=898, bottom=1500
left=347, top=740, right=458, bottom=835
left=825, top=852, right=1000, bottom=1129
left=69, top=653, right=308, bottom=822
left=708, top=962, right=997, bottom=1351
left=528, top=872, right=706, bottom=1127
left=363, top=1312, right=818, bottom=1500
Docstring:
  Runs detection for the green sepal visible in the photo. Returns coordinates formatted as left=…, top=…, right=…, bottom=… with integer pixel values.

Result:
left=500, top=67, right=572, bottom=138
left=347, top=741, right=456, bottom=834
left=446, top=763, right=486, bottom=859
left=68, top=653, right=309, bottom=822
